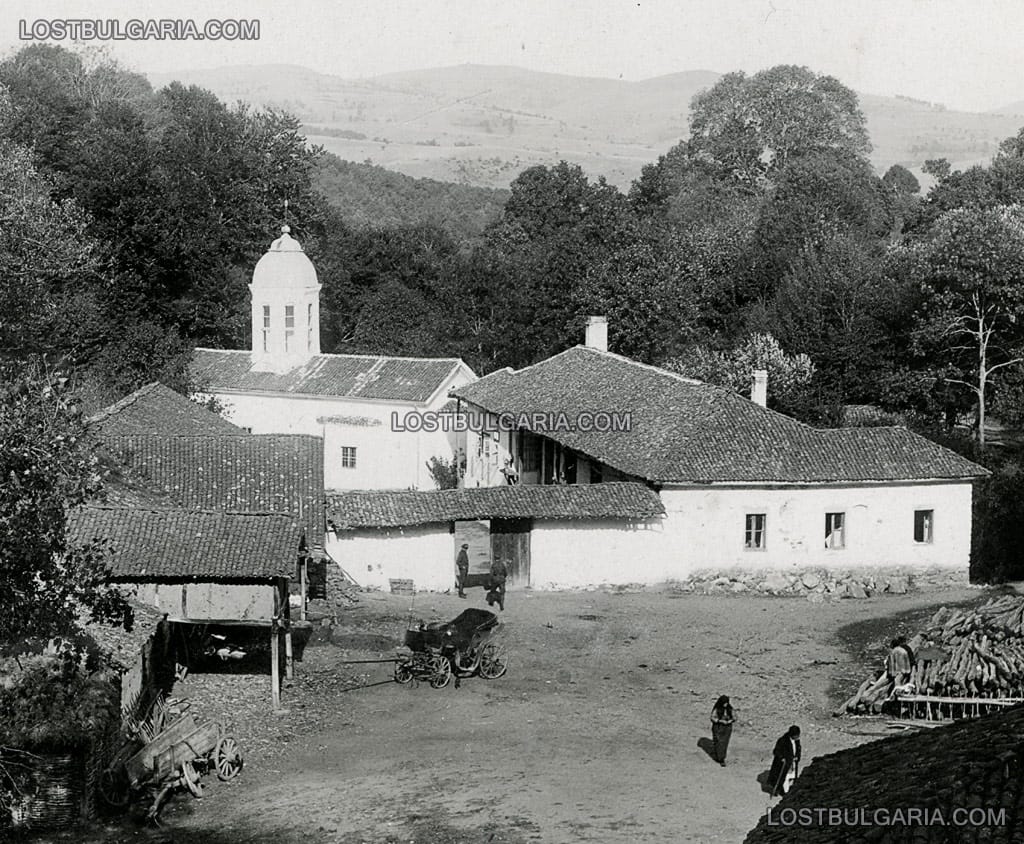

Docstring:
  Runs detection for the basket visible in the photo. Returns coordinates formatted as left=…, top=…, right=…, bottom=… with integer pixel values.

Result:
left=9, top=752, right=85, bottom=830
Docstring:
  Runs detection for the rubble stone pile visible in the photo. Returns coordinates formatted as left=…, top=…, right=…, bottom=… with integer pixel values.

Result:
left=674, top=567, right=967, bottom=600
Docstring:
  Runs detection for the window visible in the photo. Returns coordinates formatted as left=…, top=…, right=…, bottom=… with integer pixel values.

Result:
left=914, top=509, right=934, bottom=543
left=284, top=305, right=295, bottom=352
left=340, top=447, right=357, bottom=469
left=307, top=303, right=314, bottom=351
left=745, top=514, right=766, bottom=550
left=261, top=305, right=270, bottom=352
left=825, top=512, right=845, bottom=549
left=241, top=426, right=253, bottom=434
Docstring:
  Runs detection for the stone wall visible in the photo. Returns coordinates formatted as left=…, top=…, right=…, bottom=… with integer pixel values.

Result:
left=671, top=566, right=972, bottom=601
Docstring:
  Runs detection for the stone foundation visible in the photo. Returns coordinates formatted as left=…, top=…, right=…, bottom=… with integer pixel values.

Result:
left=671, top=567, right=973, bottom=600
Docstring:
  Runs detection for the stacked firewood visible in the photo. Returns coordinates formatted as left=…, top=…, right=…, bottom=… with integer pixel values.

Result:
left=835, top=595, right=1024, bottom=715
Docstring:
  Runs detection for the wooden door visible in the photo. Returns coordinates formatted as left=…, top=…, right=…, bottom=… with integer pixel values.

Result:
left=490, top=518, right=532, bottom=587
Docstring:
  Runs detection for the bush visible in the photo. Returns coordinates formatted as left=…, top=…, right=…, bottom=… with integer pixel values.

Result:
left=0, top=651, right=119, bottom=752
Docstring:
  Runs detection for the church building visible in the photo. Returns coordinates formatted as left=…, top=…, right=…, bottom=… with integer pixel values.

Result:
left=190, top=226, right=476, bottom=491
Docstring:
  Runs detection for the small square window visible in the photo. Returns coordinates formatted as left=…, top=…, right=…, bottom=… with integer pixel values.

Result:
left=914, top=510, right=933, bottom=543
left=745, top=513, right=766, bottom=550
left=825, top=512, right=845, bottom=549
left=340, top=447, right=357, bottom=469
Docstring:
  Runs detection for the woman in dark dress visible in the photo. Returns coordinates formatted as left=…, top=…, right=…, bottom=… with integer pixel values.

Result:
left=710, top=695, right=735, bottom=766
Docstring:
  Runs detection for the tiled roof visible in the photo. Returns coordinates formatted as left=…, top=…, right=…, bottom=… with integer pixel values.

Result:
left=79, top=592, right=168, bottom=670
left=100, top=434, right=325, bottom=544
left=67, top=506, right=300, bottom=580
left=87, top=382, right=246, bottom=437
left=191, top=348, right=470, bottom=403
left=327, top=482, right=665, bottom=529
left=745, top=705, right=1024, bottom=843
left=452, top=347, right=988, bottom=484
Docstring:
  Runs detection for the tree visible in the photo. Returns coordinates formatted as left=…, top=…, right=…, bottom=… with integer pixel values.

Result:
left=484, top=162, right=637, bottom=362
left=765, top=235, right=909, bottom=401
left=661, top=334, right=816, bottom=419
left=687, top=65, right=870, bottom=187
left=882, top=164, right=920, bottom=196
left=575, top=235, right=701, bottom=362
left=0, top=362, right=131, bottom=648
left=910, top=205, right=1024, bottom=446
left=0, top=139, right=103, bottom=362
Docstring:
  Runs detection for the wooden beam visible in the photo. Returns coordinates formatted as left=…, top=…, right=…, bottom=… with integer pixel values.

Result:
left=300, top=559, right=307, bottom=622
left=270, top=623, right=281, bottom=712
left=285, top=626, right=294, bottom=680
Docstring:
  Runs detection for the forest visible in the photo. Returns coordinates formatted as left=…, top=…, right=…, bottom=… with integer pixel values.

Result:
left=4, top=44, right=1024, bottom=580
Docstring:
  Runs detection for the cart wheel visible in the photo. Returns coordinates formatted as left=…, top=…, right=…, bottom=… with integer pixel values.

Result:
left=214, top=736, right=244, bottom=781
left=99, top=766, right=131, bottom=808
left=394, top=659, right=414, bottom=684
left=429, top=655, right=452, bottom=689
left=181, top=760, right=203, bottom=798
left=478, top=643, right=508, bottom=679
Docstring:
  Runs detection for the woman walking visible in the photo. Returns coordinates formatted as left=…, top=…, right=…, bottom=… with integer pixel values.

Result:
left=710, top=695, right=735, bottom=766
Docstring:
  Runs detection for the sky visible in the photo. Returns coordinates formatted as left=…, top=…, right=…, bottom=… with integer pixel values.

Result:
left=1, top=0, right=1022, bottom=112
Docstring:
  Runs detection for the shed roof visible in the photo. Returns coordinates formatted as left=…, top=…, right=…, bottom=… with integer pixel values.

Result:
left=327, top=482, right=665, bottom=529
left=99, top=434, right=324, bottom=544
left=745, top=705, right=1024, bottom=843
left=192, top=348, right=470, bottom=403
left=87, top=382, right=246, bottom=438
left=452, top=346, right=988, bottom=485
left=67, top=506, right=300, bottom=581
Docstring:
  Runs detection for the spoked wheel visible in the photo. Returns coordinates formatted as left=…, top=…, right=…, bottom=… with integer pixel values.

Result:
left=99, top=765, right=131, bottom=808
left=429, top=655, right=452, bottom=688
left=394, top=659, right=414, bottom=684
left=214, top=736, right=243, bottom=781
left=180, top=760, right=203, bottom=798
left=478, top=643, right=508, bottom=679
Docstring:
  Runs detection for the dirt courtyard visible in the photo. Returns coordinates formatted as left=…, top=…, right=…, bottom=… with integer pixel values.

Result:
left=57, top=583, right=991, bottom=844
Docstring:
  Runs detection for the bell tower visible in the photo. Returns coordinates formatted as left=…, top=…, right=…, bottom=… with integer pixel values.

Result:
left=249, top=225, right=321, bottom=373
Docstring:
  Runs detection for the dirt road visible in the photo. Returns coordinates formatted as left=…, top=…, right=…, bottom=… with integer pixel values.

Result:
left=58, top=584, right=989, bottom=844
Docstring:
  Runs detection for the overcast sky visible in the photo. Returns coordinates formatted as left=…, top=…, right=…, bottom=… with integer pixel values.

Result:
left=1, top=0, right=1020, bottom=112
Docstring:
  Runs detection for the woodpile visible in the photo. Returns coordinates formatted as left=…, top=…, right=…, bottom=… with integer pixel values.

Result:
left=835, top=595, right=1024, bottom=716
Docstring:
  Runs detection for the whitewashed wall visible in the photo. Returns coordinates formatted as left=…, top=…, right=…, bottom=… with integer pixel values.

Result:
left=201, top=373, right=472, bottom=491
left=326, top=525, right=455, bottom=592
left=530, top=518, right=669, bottom=588
left=659, top=481, right=974, bottom=572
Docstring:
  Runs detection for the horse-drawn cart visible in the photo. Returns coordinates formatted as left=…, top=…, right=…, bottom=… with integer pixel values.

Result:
left=100, top=706, right=242, bottom=822
left=394, top=608, right=508, bottom=688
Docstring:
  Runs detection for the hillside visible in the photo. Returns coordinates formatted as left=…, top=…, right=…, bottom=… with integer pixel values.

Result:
left=314, top=154, right=507, bottom=237
left=148, top=63, right=1024, bottom=190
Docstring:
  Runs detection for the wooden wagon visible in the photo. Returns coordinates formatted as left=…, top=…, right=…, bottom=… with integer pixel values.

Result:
left=100, top=711, right=242, bottom=821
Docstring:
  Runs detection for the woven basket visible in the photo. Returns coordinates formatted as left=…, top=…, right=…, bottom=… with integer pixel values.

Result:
left=9, top=752, right=85, bottom=830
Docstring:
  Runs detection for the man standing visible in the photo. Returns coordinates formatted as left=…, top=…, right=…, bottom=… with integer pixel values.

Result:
left=456, top=543, right=470, bottom=598
left=487, top=558, right=508, bottom=611
left=768, top=725, right=801, bottom=796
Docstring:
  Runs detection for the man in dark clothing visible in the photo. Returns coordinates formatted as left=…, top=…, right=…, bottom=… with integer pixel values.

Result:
left=487, top=558, right=508, bottom=611
left=768, top=725, right=801, bottom=796
left=456, top=544, right=470, bottom=598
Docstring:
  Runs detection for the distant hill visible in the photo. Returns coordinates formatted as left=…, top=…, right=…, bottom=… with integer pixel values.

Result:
left=147, top=63, right=1024, bottom=190
left=314, top=154, right=507, bottom=237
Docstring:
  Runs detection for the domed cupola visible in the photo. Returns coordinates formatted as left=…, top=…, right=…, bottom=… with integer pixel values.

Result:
left=249, top=225, right=322, bottom=372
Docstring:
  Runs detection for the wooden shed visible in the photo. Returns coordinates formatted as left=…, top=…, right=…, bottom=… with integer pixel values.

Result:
left=68, top=505, right=302, bottom=711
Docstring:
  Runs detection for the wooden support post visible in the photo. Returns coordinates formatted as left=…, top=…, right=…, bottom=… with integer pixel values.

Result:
left=300, top=558, right=308, bottom=622
left=270, top=623, right=281, bottom=712
left=285, top=626, right=294, bottom=680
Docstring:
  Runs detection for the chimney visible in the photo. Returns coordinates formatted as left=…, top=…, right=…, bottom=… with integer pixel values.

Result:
left=585, top=316, right=608, bottom=352
left=751, top=369, right=768, bottom=407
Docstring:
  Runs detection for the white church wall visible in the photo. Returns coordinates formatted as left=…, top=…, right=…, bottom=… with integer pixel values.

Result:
left=205, top=390, right=463, bottom=490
